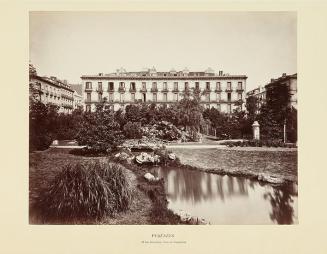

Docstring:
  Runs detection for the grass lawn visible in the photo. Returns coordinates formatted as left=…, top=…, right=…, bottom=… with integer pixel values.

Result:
left=170, top=148, right=297, bottom=182
left=29, top=149, right=152, bottom=224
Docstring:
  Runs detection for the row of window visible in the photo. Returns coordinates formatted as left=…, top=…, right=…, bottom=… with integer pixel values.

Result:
left=85, top=81, right=243, bottom=91
left=85, top=103, right=235, bottom=113
left=87, top=92, right=243, bottom=103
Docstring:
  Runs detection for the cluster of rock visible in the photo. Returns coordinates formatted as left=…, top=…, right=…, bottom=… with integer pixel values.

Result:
left=135, top=153, right=160, bottom=164
left=257, top=173, right=285, bottom=184
left=175, top=210, right=210, bottom=225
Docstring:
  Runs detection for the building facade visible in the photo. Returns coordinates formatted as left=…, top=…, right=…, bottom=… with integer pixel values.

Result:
left=73, top=91, right=83, bottom=110
left=246, top=73, right=297, bottom=110
left=30, top=75, right=75, bottom=114
left=81, top=68, right=247, bottom=113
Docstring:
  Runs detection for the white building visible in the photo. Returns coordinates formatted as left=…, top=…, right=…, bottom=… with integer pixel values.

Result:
left=81, top=68, right=247, bottom=113
left=30, top=75, right=74, bottom=114
left=246, top=73, right=297, bottom=110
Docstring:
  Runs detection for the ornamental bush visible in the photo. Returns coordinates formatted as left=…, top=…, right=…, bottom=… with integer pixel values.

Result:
left=35, top=161, right=133, bottom=221
left=123, top=121, right=143, bottom=139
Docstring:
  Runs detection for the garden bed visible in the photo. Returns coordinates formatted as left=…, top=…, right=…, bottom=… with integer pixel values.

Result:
left=29, top=149, right=187, bottom=225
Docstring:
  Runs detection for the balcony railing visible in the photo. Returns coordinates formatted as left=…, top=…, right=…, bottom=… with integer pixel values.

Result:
left=118, top=87, right=125, bottom=93
left=236, top=88, right=244, bottom=92
left=172, top=88, right=179, bottom=92
left=225, top=88, right=233, bottom=92
left=85, top=88, right=92, bottom=92
left=129, top=88, right=136, bottom=93
left=161, top=88, right=169, bottom=92
left=61, top=94, right=74, bottom=100
left=139, top=88, right=147, bottom=93
left=96, top=88, right=103, bottom=93
left=150, top=88, right=158, bottom=92
left=203, top=88, right=211, bottom=93
left=215, top=88, right=222, bottom=92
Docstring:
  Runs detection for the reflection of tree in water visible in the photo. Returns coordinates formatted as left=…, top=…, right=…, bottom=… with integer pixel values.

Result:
left=158, top=168, right=250, bottom=204
left=236, top=177, right=248, bottom=195
left=264, top=184, right=296, bottom=224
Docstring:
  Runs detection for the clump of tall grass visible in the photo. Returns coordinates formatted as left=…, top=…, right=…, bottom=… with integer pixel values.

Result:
left=36, top=161, right=133, bottom=222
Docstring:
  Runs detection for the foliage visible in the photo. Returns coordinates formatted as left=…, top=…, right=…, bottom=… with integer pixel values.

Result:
left=202, top=107, right=250, bottom=139
left=175, top=98, right=204, bottom=132
left=245, top=95, right=258, bottom=122
left=35, top=161, right=133, bottom=221
left=76, top=109, right=124, bottom=153
left=55, top=109, right=84, bottom=140
left=29, top=101, right=59, bottom=151
left=142, top=121, right=182, bottom=141
left=123, top=121, right=143, bottom=139
left=257, top=83, right=297, bottom=142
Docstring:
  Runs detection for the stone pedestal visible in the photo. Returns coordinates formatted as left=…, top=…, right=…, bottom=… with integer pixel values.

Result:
left=252, top=121, right=260, bottom=140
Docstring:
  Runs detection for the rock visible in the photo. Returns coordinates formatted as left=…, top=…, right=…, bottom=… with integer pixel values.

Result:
left=168, top=153, right=176, bottom=160
left=52, top=140, right=59, bottom=145
left=136, top=152, right=155, bottom=164
left=176, top=210, right=192, bottom=222
left=144, top=172, right=160, bottom=182
left=258, top=173, right=284, bottom=184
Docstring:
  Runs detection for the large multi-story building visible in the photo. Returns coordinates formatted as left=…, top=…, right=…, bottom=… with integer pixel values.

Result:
left=81, top=67, right=247, bottom=113
left=246, top=73, right=297, bottom=110
left=30, top=75, right=75, bottom=114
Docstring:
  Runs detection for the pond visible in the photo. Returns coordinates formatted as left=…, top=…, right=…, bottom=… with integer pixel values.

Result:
left=153, top=166, right=298, bottom=225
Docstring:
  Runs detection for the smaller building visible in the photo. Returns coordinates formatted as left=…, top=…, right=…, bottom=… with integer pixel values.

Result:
left=246, top=85, right=266, bottom=111
left=30, top=75, right=75, bottom=114
left=246, top=73, right=297, bottom=111
left=70, top=84, right=84, bottom=110
left=73, top=91, right=83, bottom=110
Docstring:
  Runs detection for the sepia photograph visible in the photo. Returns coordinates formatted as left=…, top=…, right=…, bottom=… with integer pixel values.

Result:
left=29, top=11, right=297, bottom=225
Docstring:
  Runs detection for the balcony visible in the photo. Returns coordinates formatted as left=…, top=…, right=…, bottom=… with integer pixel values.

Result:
left=172, top=88, right=179, bottom=92
left=139, top=88, right=147, bottom=93
left=193, top=88, right=201, bottom=94
left=108, top=88, right=114, bottom=92
left=161, top=88, right=169, bottom=92
left=85, top=87, right=93, bottom=92
left=129, top=88, right=136, bottom=93
left=96, top=88, right=103, bottom=94
left=236, top=88, right=244, bottom=92
left=61, top=94, right=74, bottom=100
left=203, top=88, right=211, bottom=93
left=118, top=87, right=125, bottom=93
left=225, top=89, right=233, bottom=92
left=150, top=88, right=158, bottom=92
left=215, top=88, right=222, bottom=93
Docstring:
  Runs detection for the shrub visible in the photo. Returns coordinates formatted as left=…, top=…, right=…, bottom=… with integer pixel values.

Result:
left=76, top=110, right=124, bottom=154
left=123, top=121, right=143, bottom=139
left=35, top=161, right=133, bottom=221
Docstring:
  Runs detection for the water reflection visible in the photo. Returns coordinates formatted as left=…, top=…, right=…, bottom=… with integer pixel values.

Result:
left=264, top=184, right=297, bottom=224
left=153, top=167, right=298, bottom=225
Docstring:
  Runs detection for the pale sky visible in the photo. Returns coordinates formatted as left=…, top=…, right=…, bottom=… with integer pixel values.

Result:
left=30, top=11, right=296, bottom=90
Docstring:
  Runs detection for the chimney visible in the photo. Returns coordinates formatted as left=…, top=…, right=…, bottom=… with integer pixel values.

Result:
left=99, top=73, right=103, bottom=76
left=63, top=80, right=68, bottom=85
left=282, top=73, right=287, bottom=77
left=218, top=70, right=223, bottom=76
